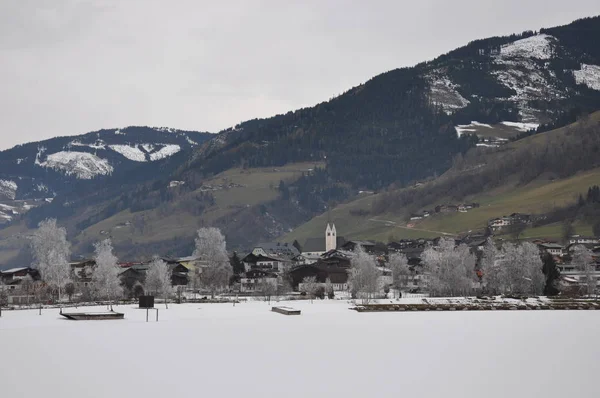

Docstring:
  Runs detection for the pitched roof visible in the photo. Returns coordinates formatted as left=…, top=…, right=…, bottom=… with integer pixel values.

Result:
left=254, top=242, right=300, bottom=257
left=0, top=267, right=29, bottom=274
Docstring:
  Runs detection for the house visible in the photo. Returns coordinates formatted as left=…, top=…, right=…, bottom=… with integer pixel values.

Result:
left=0, top=267, right=41, bottom=292
left=251, top=242, right=300, bottom=258
left=241, top=253, right=293, bottom=273
left=488, top=217, right=512, bottom=230
left=538, top=243, right=564, bottom=258
left=0, top=267, right=41, bottom=305
left=289, top=263, right=349, bottom=291
left=341, top=240, right=377, bottom=253
left=568, top=236, right=600, bottom=245
left=240, top=269, right=278, bottom=293
left=301, top=223, right=345, bottom=260
left=70, top=259, right=96, bottom=289
left=320, top=249, right=354, bottom=268
left=118, top=263, right=149, bottom=292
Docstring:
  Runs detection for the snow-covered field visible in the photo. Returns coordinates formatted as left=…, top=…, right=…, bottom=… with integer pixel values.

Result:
left=1, top=300, right=598, bottom=397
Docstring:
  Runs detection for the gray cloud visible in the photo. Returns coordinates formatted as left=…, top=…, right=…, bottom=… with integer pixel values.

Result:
left=0, top=0, right=598, bottom=149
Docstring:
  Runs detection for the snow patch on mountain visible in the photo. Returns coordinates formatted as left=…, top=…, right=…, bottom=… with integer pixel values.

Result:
left=501, top=121, right=539, bottom=132
left=492, top=34, right=562, bottom=122
left=141, top=144, right=155, bottom=153
left=0, top=180, right=18, bottom=200
left=109, top=145, right=147, bottom=162
left=38, top=151, right=113, bottom=179
left=455, top=122, right=492, bottom=137
left=149, top=144, right=181, bottom=161
left=574, top=64, right=600, bottom=91
left=499, top=34, right=554, bottom=60
left=426, top=71, right=470, bottom=114
left=186, top=136, right=199, bottom=146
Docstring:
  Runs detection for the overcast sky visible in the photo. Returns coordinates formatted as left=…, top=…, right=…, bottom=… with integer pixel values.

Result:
left=0, top=0, right=598, bottom=150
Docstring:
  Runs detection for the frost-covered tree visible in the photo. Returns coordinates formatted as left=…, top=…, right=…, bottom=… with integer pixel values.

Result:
left=300, top=276, right=319, bottom=303
left=145, top=256, right=173, bottom=308
left=480, top=238, right=503, bottom=295
left=92, top=239, right=123, bottom=305
left=522, top=242, right=545, bottom=295
left=499, top=242, right=544, bottom=295
left=349, top=246, right=380, bottom=304
left=193, top=227, right=233, bottom=298
left=388, top=253, right=410, bottom=297
left=572, top=245, right=595, bottom=296
left=422, top=238, right=476, bottom=297
left=31, top=218, right=71, bottom=302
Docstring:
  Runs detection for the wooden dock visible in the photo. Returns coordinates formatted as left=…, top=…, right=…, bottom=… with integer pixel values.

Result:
left=353, top=302, right=600, bottom=312
left=272, top=306, right=301, bottom=315
left=61, top=311, right=125, bottom=320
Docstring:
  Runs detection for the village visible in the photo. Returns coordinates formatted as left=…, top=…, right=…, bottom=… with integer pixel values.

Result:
left=1, top=219, right=599, bottom=307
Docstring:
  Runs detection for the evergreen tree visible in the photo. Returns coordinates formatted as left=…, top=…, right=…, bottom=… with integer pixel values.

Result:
left=541, top=252, right=560, bottom=296
left=230, top=252, right=245, bottom=275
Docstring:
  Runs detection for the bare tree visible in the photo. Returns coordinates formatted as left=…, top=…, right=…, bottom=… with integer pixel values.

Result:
left=92, top=239, right=123, bottom=308
left=422, top=238, right=476, bottom=297
left=349, top=246, right=380, bottom=304
left=300, top=276, right=319, bottom=303
left=389, top=253, right=410, bottom=298
left=30, top=218, right=71, bottom=303
left=145, top=256, right=173, bottom=308
left=324, top=277, right=334, bottom=299
left=193, top=227, right=233, bottom=298
left=572, top=245, right=595, bottom=296
left=258, top=278, right=277, bottom=304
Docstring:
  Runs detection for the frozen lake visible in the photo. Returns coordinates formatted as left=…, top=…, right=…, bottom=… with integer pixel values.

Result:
left=1, top=300, right=599, bottom=397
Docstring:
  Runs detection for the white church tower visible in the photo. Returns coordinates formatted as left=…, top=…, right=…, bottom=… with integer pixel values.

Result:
left=325, top=223, right=337, bottom=252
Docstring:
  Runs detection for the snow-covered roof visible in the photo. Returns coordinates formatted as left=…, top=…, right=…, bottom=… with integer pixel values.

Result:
left=0, top=267, right=29, bottom=274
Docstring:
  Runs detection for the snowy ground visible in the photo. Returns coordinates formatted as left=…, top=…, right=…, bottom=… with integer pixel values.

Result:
left=1, top=300, right=599, bottom=398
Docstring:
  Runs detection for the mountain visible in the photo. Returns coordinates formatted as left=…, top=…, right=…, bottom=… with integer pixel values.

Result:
left=186, top=17, right=600, bottom=196
left=2, top=16, right=600, bottom=266
left=283, top=111, right=600, bottom=245
left=0, top=127, right=212, bottom=223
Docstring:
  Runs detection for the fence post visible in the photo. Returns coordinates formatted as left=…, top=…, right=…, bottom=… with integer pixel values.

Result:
left=146, top=308, right=149, bottom=323
left=156, top=308, right=159, bottom=322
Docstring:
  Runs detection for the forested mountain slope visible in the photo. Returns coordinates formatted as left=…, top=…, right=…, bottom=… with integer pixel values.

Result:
left=283, top=111, right=600, bottom=244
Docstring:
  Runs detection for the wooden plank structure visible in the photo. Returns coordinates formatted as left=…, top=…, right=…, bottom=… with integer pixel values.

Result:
left=352, top=302, right=600, bottom=312
left=61, top=311, right=125, bottom=320
left=272, top=306, right=301, bottom=315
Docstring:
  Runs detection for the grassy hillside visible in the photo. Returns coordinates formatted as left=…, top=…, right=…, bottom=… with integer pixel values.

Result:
left=283, top=113, right=600, bottom=245
left=0, top=162, right=322, bottom=265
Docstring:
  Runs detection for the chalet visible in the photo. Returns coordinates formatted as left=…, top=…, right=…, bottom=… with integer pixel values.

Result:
left=289, top=263, right=349, bottom=291
left=409, top=214, right=423, bottom=221
left=538, top=243, right=564, bottom=258
left=320, top=249, right=354, bottom=268
left=240, top=269, right=278, bottom=293
left=0, top=267, right=41, bottom=289
left=241, top=253, right=293, bottom=273
left=118, top=263, right=149, bottom=292
left=70, top=259, right=96, bottom=289
left=341, top=240, right=376, bottom=253
left=488, top=217, right=512, bottom=230
left=568, top=236, right=600, bottom=245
